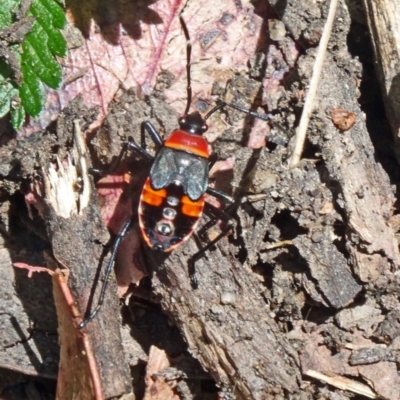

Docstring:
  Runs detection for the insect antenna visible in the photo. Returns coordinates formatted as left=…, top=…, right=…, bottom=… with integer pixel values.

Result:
left=179, top=15, right=192, bottom=116
left=179, top=15, right=272, bottom=125
left=204, top=101, right=272, bottom=122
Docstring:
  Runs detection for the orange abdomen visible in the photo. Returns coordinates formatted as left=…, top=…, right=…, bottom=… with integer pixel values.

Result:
left=138, top=178, right=205, bottom=252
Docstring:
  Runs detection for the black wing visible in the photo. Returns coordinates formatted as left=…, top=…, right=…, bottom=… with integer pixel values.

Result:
left=150, top=147, right=209, bottom=201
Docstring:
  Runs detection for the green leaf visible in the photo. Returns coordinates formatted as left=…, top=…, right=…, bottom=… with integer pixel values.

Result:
left=0, top=59, right=14, bottom=118
left=19, top=63, right=45, bottom=117
left=29, top=0, right=67, bottom=57
left=11, top=103, right=25, bottom=129
left=0, top=0, right=19, bottom=28
left=40, top=21, right=67, bottom=57
left=1, top=0, right=67, bottom=121
left=23, top=22, right=62, bottom=89
left=0, top=82, right=16, bottom=118
left=33, top=0, right=66, bottom=30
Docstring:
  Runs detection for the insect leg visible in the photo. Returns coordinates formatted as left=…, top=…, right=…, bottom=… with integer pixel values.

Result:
left=90, top=138, right=153, bottom=175
left=198, top=188, right=235, bottom=241
left=78, top=218, right=133, bottom=329
left=206, top=187, right=234, bottom=206
left=141, top=121, right=164, bottom=152
left=188, top=202, right=234, bottom=288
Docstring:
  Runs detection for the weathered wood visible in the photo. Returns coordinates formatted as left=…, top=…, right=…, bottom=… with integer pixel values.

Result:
left=148, top=246, right=301, bottom=400
left=293, top=232, right=362, bottom=309
left=362, top=0, right=400, bottom=162
left=303, top=50, right=400, bottom=277
left=42, top=117, right=132, bottom=399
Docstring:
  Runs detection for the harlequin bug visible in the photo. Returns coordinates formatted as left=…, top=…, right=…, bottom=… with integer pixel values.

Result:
left=78, top=15, right=270, bottom=329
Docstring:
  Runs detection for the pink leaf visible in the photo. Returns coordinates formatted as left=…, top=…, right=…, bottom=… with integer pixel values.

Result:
left=19, top=0, right=269, bottom=136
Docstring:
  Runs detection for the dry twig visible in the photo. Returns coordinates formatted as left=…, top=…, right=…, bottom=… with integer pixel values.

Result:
left=289, top=0, right=339, bottom=168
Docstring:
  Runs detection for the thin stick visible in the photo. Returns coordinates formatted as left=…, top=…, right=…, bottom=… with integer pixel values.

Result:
left=289, top=0, right=339, bottom=168
left=305, top=370, right=377, bottom=398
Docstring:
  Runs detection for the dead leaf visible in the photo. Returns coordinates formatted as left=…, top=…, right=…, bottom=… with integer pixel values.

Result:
left=20, top=0, right=270, bottom=137
left=143, top=346, right=179, bottom=400
left=53, top=270, right=103, bottom=400
left=331, top=108, right=356, bottom=131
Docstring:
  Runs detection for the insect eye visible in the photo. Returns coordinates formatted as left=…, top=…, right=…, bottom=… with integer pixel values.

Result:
left=179, top=117, right=186, bottom=125
left=202, top=123, right=208, bottom=132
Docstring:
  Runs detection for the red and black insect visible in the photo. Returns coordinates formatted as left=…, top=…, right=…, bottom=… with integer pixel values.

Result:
left=78, top=16, right=270, bottom=328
